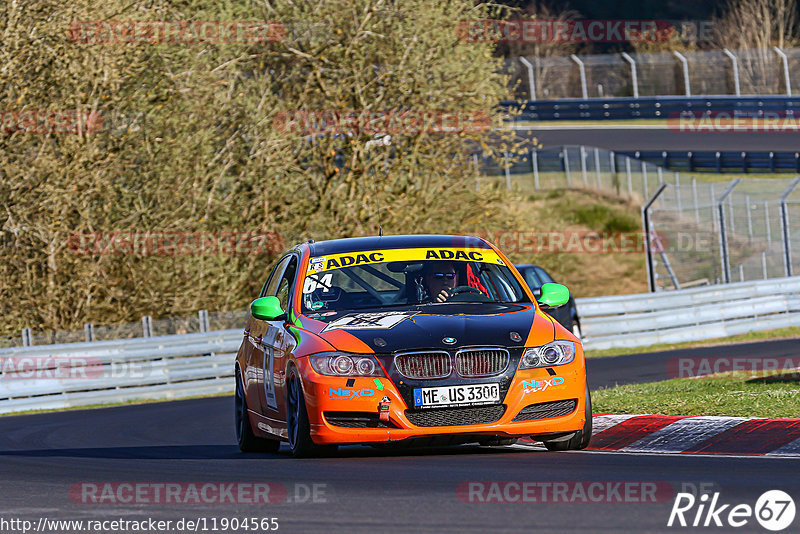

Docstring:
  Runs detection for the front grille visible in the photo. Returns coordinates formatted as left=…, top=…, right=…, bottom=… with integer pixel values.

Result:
left=324, top=412, right=399, bottom=429
left=512, top=399, right=577, bottom=422
left=405, top=404, right=505, bottom=427
left=455, top=348, right=509, bottom=378
left=395, top=351, right=452, bottom=379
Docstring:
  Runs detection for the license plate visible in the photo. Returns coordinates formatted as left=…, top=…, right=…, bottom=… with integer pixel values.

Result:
left=413, top=383, right=500, bottom=408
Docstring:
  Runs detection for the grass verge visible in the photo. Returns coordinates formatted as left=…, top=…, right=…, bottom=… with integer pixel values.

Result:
left=584, top=326, right=800, bottom=359
left=593, top=371, right=800, bottom=418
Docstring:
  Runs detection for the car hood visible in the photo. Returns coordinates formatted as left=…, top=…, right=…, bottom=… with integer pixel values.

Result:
left=300, top=303, right=555, bottom=353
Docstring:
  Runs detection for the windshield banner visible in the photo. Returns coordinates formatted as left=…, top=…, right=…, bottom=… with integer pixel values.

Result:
left=306, top=248, right=505, bottom=275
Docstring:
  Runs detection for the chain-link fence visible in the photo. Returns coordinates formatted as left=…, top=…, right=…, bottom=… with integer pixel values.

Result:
left=475, top=145, right=800, bottom=292
left=513, top=46, right=800, bottom=99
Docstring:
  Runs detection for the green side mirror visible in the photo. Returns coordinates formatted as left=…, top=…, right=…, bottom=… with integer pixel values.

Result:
left=538, top=283, right=570, bottom=308
left=251, top=296, right=286, bottom=321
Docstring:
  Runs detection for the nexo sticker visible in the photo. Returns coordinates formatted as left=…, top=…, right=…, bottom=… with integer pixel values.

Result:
left=328, top=388, right=375, bottom=401
left=522, top=376, right=565, bottom=393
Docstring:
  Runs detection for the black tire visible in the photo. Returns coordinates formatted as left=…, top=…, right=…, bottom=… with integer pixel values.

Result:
left=286, top=366, right=338, bottom=458
left=544, top=386, right=592, bottom=451
left=235, top=369, right=281, bottom=453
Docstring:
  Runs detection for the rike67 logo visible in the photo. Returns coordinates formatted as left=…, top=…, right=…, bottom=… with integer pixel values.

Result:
left=668, top=490, right=796, bottom=531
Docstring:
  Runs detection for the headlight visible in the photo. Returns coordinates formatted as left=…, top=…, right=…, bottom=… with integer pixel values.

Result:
left=519, top=341, right=575, bottom=369
left=309, top=352, right=385, bottom=377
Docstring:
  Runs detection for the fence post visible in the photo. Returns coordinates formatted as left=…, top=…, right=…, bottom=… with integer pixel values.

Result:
left=765, top=201, right=772, bottom=243
left=746, top=195, right=753, bottom=244
left=625, top=157, right=633, bottom=196
left=503, top=151, right=512, bottom=190
left=641, top=160, right=649, bottom=198
left=739, top=264, right=745, bottom=282
left=142, top=316, right=153, bottom=338
left=692, top=177, right=700, bottom=225
left=580, top=145, right=588, bottom=186
left=518, top=57, right=537, bottom=101
left=609, top=151, right=617, bottom=194
left=570, top=55, right=588, bottom=99
left=594, top=148, right=602, bottom=189
left=674, top=173, right=682, bottom=216
left=563, top=146, right=572, bottom=187
left=762, top=251, right=768, bottom=279
left=642, top=183, right=668, bottom=292
left=531, top=150, right=540, bottom=190
left=773, top=47, right=792, bottom=96
left=620, top=52, right=639, bottom=98
left=673, top=51, right=691, bottom=96
left=198, top=310, right=210, bottom=333
left=722, top=48, right=741, bottom=96
left=717, top=179, right=741, bottom=284
left=84, top=323, right=95, bottom=342
left=779, top=177, right=800, bottom=276
left=22, top=328, right=32, bottom=347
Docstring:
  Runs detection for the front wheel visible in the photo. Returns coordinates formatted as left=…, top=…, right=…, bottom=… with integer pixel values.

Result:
left=235, top=369, right=280, bottom=453
left=543, top=386, right=592, bottom=451
left=286, top=367, right=338, bottom=458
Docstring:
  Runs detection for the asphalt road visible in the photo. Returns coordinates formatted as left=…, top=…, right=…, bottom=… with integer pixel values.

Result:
left=520, top=126, right=800, bottom=152
left=1, top=339, right=799, bottom=533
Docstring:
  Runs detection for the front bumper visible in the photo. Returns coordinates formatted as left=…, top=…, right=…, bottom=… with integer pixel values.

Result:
left=296, top=356, right=587, bottom=445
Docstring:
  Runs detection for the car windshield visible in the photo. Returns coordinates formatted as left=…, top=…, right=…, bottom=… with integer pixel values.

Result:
left=301, top=247, right=529, bottom=314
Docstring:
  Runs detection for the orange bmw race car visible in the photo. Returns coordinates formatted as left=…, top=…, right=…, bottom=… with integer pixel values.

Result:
left=234, top=235, right=590, bottom=457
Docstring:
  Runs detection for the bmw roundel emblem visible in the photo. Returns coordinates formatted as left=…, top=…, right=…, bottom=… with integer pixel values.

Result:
left=443, top=337, right=457, bottom=345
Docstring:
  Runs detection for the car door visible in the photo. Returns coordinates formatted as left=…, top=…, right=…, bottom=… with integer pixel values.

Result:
left=247, top=255, right=292, bottom=417
left=249, top=254, right=298, bottom=421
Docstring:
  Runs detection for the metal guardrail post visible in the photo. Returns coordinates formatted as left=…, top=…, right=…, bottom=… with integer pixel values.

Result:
left=84, top=323, right=95, bottom=342
left=722, top=49, right=741, bottom=96
left=518, top=57, right=536, bottom=101
left=642, top=183, right=668, bottom=292
left=22, top=328, right=32, bottom=347
left=620, top=52, right=639, bottom=98
left=717, top=179, right=742, bottom=283
left=563, top=146, right=572, bottom=187
left=531, top=150, right=540, bottom=190
left=199, top=310, right=210, bottom=333
left=779, top=177, right=800, bottom=276
left=673, top=51, right=691, bottom=96
left=142, top=316, right=153, bottom=338
left=570, top=55, right=588, bottom=99
left=774, top=47, right=792, bottom=96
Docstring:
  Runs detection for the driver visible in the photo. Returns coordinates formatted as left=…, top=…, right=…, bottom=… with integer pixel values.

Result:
left=422, top=261, right=459, bottom=303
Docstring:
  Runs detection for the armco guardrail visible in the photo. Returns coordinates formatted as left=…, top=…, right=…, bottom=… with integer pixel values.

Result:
left=621, top=150, right=800, bottom=174
left=0, top=330, right=241, bottom=414
left=2, top=277, right=798, bottom=414
left=502, top=95, right=800, bottom=121
left=577, top=275, right=800, bottom=351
